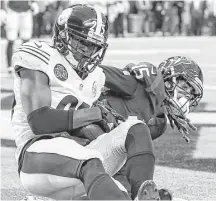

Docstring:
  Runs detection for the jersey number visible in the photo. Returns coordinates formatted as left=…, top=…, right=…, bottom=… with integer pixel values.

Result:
left=132, top=64, right=156, bottom=79
left=56, top=95, right=90, bottom=110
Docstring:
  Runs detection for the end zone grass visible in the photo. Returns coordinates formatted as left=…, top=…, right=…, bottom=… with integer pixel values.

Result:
left=1, top=126, right=216, bottom=200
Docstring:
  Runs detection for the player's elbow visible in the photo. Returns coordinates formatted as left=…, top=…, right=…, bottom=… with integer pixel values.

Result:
left=27, top=109, right=48, bottom=135
left=148, top=115, right=167, bottom=140
left=27, top=106, right=68, bottom=135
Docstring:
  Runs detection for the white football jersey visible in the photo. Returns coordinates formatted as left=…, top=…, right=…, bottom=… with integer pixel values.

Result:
left=11, top=40, right=105, bottom=161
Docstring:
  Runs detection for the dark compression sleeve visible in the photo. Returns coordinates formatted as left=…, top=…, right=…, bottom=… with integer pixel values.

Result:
left=27, top=106, right=102, bottom=135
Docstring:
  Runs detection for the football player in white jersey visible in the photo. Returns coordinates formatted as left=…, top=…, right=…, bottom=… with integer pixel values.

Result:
left=2, top=0, right=39, bottom=73
left=12, top=4, right=158, bottom=201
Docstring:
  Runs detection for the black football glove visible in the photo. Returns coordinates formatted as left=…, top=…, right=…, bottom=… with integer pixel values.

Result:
left=94, top=100, right=126, bottom=132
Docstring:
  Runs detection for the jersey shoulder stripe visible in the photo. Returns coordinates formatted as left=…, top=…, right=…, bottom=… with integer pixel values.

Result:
left=22, top=44, right=50, bottom=57
left=12, top=41, right=52, bottom=73
left=15, top=49, right=49, bottom=65
left=15, top=43, right=50, bottom=65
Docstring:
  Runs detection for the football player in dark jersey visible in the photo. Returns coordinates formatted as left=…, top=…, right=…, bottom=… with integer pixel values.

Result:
left=101, top=56, right=203, bottom=143
left=97, top=56, right=203, bottom=200
left=74, top=56, right=203, bottom=201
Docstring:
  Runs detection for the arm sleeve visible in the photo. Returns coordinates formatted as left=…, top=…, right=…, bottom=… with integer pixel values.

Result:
left=27, top=106, right=102, bottom=135
left=99, top=65, right=138, bottom=97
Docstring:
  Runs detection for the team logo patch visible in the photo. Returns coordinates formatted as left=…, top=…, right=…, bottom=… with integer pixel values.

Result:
left=57, top=8, right=72, bottom=25
left=54, top=64, right=68, bottom=81
left=92, top=82, right=97, bottom=97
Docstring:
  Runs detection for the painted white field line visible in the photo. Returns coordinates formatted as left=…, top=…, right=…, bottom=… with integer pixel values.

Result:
left=184, top=113, right=216, bottom=125
left=106, top=49, right=201, bottom=55
left=164, top=113, right=216, bottom=125
left=103, top=59, right=216, bottom=68
left=193, top=127, right=216, bottom=158
left=204, top=85, right=216, bottom=90
left=198, top=103, right=216, bottom=111
left=0, top=36, right=215, bottom=45
left=107, top=36, right=216, bottom=41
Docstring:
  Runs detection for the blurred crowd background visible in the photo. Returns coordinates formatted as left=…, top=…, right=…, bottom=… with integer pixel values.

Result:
left=1, top=0, right=216, bottom=38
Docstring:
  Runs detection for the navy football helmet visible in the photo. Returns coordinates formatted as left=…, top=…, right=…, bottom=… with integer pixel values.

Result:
left=158, top=56, right=203, bottom=116
left=158, top=56, right=203, bottom=142
left=53, top=4, right=109, bottom=76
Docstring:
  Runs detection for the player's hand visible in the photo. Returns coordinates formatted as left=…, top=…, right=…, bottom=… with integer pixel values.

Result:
left=94, top=100, right=125, bottom=132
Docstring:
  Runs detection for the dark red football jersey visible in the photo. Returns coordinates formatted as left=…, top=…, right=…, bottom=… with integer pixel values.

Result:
left=100, top=63, right=166, bottom=122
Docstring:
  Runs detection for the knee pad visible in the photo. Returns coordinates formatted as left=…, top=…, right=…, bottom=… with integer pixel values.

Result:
left=125, top=123, right=154, bottom=158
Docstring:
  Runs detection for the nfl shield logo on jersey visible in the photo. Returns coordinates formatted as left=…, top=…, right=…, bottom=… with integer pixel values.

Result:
left=54, top=64, right=68, bottom=81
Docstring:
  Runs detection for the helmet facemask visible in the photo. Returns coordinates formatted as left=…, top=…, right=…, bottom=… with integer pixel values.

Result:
left=158, top=56, right=203, bottom=142
left=165, top=77, right=199, bottom=117
left=162, top=66, right=203, bottom=119
left=55, top=25, right=107, bottom=77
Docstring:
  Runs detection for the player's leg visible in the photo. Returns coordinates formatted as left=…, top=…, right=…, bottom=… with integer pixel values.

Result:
left=79, top=158, right=130, bottom=200
left=5, top=9, right=18, bottom=72
left=49, top=175, right=129, bottom=200
left=19, top=10, right=33, bottom=43
left=124, top=123, right=155, bottom=199
left=6, top=40, right=14, bottom=69
left=85, top=119, right=160, bottom=199
left=19, top=136, right=130, bottom=200
left=85, top=119, right=144, bottom=176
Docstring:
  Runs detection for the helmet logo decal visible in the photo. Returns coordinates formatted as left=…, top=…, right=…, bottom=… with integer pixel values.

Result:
left=92, top=81, right=97, bottom=97
left=84, top=19, right=105, bottom=42
left=57, top=8, right=72, bottom=25
left=84, top=6, right=105, bottom=42
left=54, top=64, right=68, bottom=81
left=94, top=6, right=103, bottom=35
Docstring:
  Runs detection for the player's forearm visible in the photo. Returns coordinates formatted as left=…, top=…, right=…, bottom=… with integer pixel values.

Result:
left=27, top=106, right=102, bottom=135
left=147, top=114, right=167, bottom=140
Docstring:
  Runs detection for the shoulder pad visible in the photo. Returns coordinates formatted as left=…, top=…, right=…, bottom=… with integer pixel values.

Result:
left=138, top=62, right=164, bottom=94
left=126, top=62, right=165, bottom=95
left=12, top=40, right=52, bottom=73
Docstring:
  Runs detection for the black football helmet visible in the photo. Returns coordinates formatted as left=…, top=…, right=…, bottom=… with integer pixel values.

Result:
left=158, top=56, right=203, bottom=117
left=53, top=4, right=109, bottom=75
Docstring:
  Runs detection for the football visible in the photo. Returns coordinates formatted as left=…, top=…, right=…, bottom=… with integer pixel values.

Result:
left=73, top=123, right=105, bottom=141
